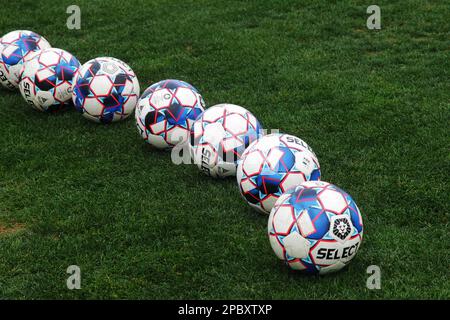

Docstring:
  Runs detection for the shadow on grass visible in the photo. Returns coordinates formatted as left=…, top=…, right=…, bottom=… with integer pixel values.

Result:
left=0, top=87, right=18, bottom=96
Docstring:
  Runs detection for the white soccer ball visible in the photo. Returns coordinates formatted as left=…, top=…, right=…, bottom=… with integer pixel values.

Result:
left=72, top=57, right=139, bottom=123
left=0, top=30, right=51, bottom=90
left=189, top=103, right=263, bottom=178
left=237, top=133, right=321, bottom=214
left=135, top=79, right=205, bottom=149
left=19, top=48, right=80, bottom=112
left=268, top=181, right=364, bottom=274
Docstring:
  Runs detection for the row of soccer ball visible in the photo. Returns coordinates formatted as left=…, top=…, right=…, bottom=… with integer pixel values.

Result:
left=0, top=30, right=364, bottom=274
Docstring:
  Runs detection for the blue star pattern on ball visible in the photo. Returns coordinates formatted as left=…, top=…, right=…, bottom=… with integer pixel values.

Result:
left=189, top=104, right=263, bottom=178
left=0, top=30, right=51, bottom=89
left=136, top=79, right=206, bottom=149
left=237, top=133, right=321, bottom=214
left=18, top=48, right=80, bottom=112
left=72, top=57, right=139, bottom=123
left=268, top=181, right=364, bottom=274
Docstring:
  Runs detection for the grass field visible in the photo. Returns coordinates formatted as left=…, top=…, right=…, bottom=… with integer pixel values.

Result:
left=0, top=0, right=449, bottom=299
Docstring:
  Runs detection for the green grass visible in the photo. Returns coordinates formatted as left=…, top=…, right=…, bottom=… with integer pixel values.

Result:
left=0, top=0, right=449, bottom=299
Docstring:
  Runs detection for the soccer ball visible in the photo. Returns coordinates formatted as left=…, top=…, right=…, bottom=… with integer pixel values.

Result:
left=189, top=103, right=263, bottom=178
left=135, top=79, right=205, bottom=149
left=19, top=48, right=80, bottom=112
left=237, top=133, right=321, bottom=214
left=268, top=181, right=363, bottom=274
left=0, top=30, right=51, bottom=90
left=72, top=57, right=139, bottom=123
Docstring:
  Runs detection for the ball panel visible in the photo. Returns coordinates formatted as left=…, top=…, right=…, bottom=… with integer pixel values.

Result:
left=283, top=232, right=310, bottom=259
left=269, top=234, right=285, bottom=260
left=296, top=209, right=317, bottom=238
left=279, top=172, right=306, bottom=193
left=90, top=75, right=113, bottom=96
left=317, top=189, right=348, bottom=214
left=38, top=50, right=60, bottom=67
left=201, top=105, right=225, bottom=122
left=83, top=97, right=104, bottom=116
left=223, top=113, right=248, bottom=136
left=272, top=205, right=295, bottom=235
left=260, top=194, right=279, bottom=214
left=175, top=87, right=197, bottom=107
left=241, top=150, right=265, bottom=177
